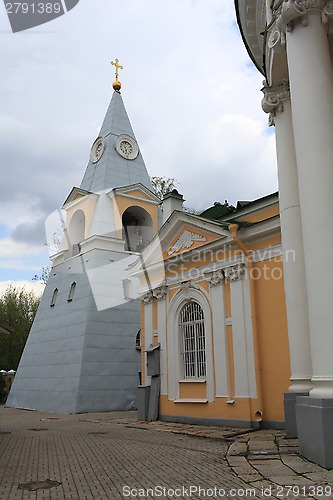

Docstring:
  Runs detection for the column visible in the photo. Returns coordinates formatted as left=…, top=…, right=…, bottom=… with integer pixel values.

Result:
left=262, top=83, right=312, bottom=436
left=270, top=0, right=333, bottom=467
left=286, top=3, right=333, bottom=400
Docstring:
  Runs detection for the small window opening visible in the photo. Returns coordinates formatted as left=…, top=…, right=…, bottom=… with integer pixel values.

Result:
left=68, top=282, right=76, bottom=302
left=50, top=288, right=58, bottom=307
left=136, top=330, right=141, bottom=350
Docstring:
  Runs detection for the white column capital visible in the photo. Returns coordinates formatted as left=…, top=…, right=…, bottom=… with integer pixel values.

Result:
left=152, top=285, right=167, bottom=301
left=224, top=263, right=245, bottom=282
left=262, top=81, right=290, bottom=126
left=268, top=0, right=332, bottom=53
left=205, top=269, right=225, bottom=287
left=142, top=291, right=153, bottom=304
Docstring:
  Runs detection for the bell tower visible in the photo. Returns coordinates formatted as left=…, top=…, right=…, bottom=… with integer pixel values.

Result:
left=6, top=62, right=160, bottom=413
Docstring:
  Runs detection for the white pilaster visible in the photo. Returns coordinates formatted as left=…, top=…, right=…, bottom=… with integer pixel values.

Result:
left=208, top=272, right=230, bottom=398
left=228, top=268, right=256, bottom=398
left=262, top=85, right=312, bottom=393
left=143, top=292, right=154, bottom=385
left=286, top=7, right=333, bottom=398
left=154, top=287, right=168, bottom=395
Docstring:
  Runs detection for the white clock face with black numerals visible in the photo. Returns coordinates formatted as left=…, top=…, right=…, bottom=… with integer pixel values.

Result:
left=116, top=134, right=139, bottom=160
left=90, top=137, right=105, bottom=163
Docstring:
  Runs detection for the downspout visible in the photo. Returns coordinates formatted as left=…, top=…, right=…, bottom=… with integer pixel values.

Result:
left=228, top=223, right=264, bottom=426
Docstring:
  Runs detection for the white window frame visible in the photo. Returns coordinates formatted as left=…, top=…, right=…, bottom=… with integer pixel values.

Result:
left=179, top=301, right=206, bottom=379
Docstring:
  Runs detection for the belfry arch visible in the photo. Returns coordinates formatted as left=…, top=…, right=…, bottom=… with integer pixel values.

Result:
left=122, top=206, right=153, bottom=252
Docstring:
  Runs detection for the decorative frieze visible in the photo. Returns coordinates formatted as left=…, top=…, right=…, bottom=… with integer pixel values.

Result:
left=262, top=81, right=290, bottom=126
left=268, top=0, right=330, bottom=53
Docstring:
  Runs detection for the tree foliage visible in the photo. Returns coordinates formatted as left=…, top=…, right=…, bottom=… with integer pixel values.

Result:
left=0, top=286, right=40, bottom=371
left=150, top=176, right=178, bottom=199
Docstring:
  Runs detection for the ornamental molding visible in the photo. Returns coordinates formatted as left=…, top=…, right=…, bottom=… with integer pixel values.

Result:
left=268, top=0, right=332, bottom=53
left=224, top=263, right=245, bottom=282
left=142, top=291, right=153, bottom=304
left=152, top=285, right=167, bottom=301
left=167, top=230, right=207, bottom=256
left=207, top=269, right=225, bottom=287
left=261, top=81, right=290, bottom=126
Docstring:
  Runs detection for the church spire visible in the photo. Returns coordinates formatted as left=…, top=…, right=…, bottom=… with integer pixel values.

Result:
left=80, top=62, right=152, bottom=193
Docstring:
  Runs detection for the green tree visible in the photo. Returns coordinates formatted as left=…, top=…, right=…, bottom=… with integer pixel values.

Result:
left=0, top=286, right=40, bottom=371
left=150, top=176, right=178, bottom=199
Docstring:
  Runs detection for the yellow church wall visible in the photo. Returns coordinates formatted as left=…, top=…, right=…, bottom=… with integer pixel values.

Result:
left=66, top=196, right=97, bottom=241
left=113, top=195, right=159, bottom=239
left=124, top=189, right=154, bottom=201
left=254, top=257, right=290, bottom=422
left=179, top=382, right=206, bottom=399
left=239, top=205, right=279, bottom=224
left=248, top=235, right=281, bottom=253
left=159, top=395, right=255, bottom=422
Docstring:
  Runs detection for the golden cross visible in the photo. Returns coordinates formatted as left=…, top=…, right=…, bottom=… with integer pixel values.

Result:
left=111, top=59, right=123, bottom=80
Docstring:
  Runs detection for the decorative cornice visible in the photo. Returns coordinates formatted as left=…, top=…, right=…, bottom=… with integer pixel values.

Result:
left=261, top=81, right=290, bottom=126
left=268, top=0, right=330, bottom=53
left=152, top=285, right=167, bottom=301
left=142, top=291, right=153, bottom=304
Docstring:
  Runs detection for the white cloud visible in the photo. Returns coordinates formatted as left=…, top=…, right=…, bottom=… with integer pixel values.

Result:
left=0, top=281, right=44, bottom=297
left=0, top=239, right=44, bottom=259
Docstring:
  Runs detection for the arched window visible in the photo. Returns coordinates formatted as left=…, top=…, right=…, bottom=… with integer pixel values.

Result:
left=179, top=301, right=206, bottom=379
left=122, top=206, right=153, bottom=252
left=67, top=282, right=76, bottom=302
left=50, top=288, right=58, bottom=307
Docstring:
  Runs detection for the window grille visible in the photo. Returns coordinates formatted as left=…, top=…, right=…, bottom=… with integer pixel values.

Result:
left=68, top=282, right=76, bottom=302
left=50, top=288, right=58, bottom=307
left=179, top=302, right=206, bottom=378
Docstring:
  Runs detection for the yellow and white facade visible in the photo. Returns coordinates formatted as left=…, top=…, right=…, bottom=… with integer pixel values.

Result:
left=131, top=192, right=291, bottom=428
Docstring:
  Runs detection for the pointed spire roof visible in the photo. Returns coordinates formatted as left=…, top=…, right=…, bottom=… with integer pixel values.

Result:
left=80, top=90, right=152, bottom=193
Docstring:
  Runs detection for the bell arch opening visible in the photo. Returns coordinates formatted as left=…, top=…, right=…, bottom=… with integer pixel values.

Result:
left=122, top=206, right=153, bottom=252
left=68, top=209, right=85, bottom=255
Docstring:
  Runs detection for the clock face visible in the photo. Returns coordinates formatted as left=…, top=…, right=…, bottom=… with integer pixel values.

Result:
left=116, top=134, right=139, bottom=160
left=90, top=137, right=105, bottom=163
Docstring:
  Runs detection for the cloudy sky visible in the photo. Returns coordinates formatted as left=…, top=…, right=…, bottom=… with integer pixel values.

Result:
left=0, top=0, right=277, bottom=294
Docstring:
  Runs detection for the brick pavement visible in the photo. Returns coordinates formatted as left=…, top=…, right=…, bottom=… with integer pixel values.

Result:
left=1, top=406, right=333, bottom=500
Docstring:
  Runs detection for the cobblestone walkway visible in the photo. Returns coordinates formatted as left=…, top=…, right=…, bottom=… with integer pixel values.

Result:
left=1, top=407, right=333, bottom=499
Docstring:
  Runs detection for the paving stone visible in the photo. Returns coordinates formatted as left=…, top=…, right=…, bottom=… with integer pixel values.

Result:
left=306, top=471, right=333, bottom=482
left=281, top=455, right=326, bottom=474
left=271, top=476, right=313, bottom=485
left=228, top=441, right=248, bottom=455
